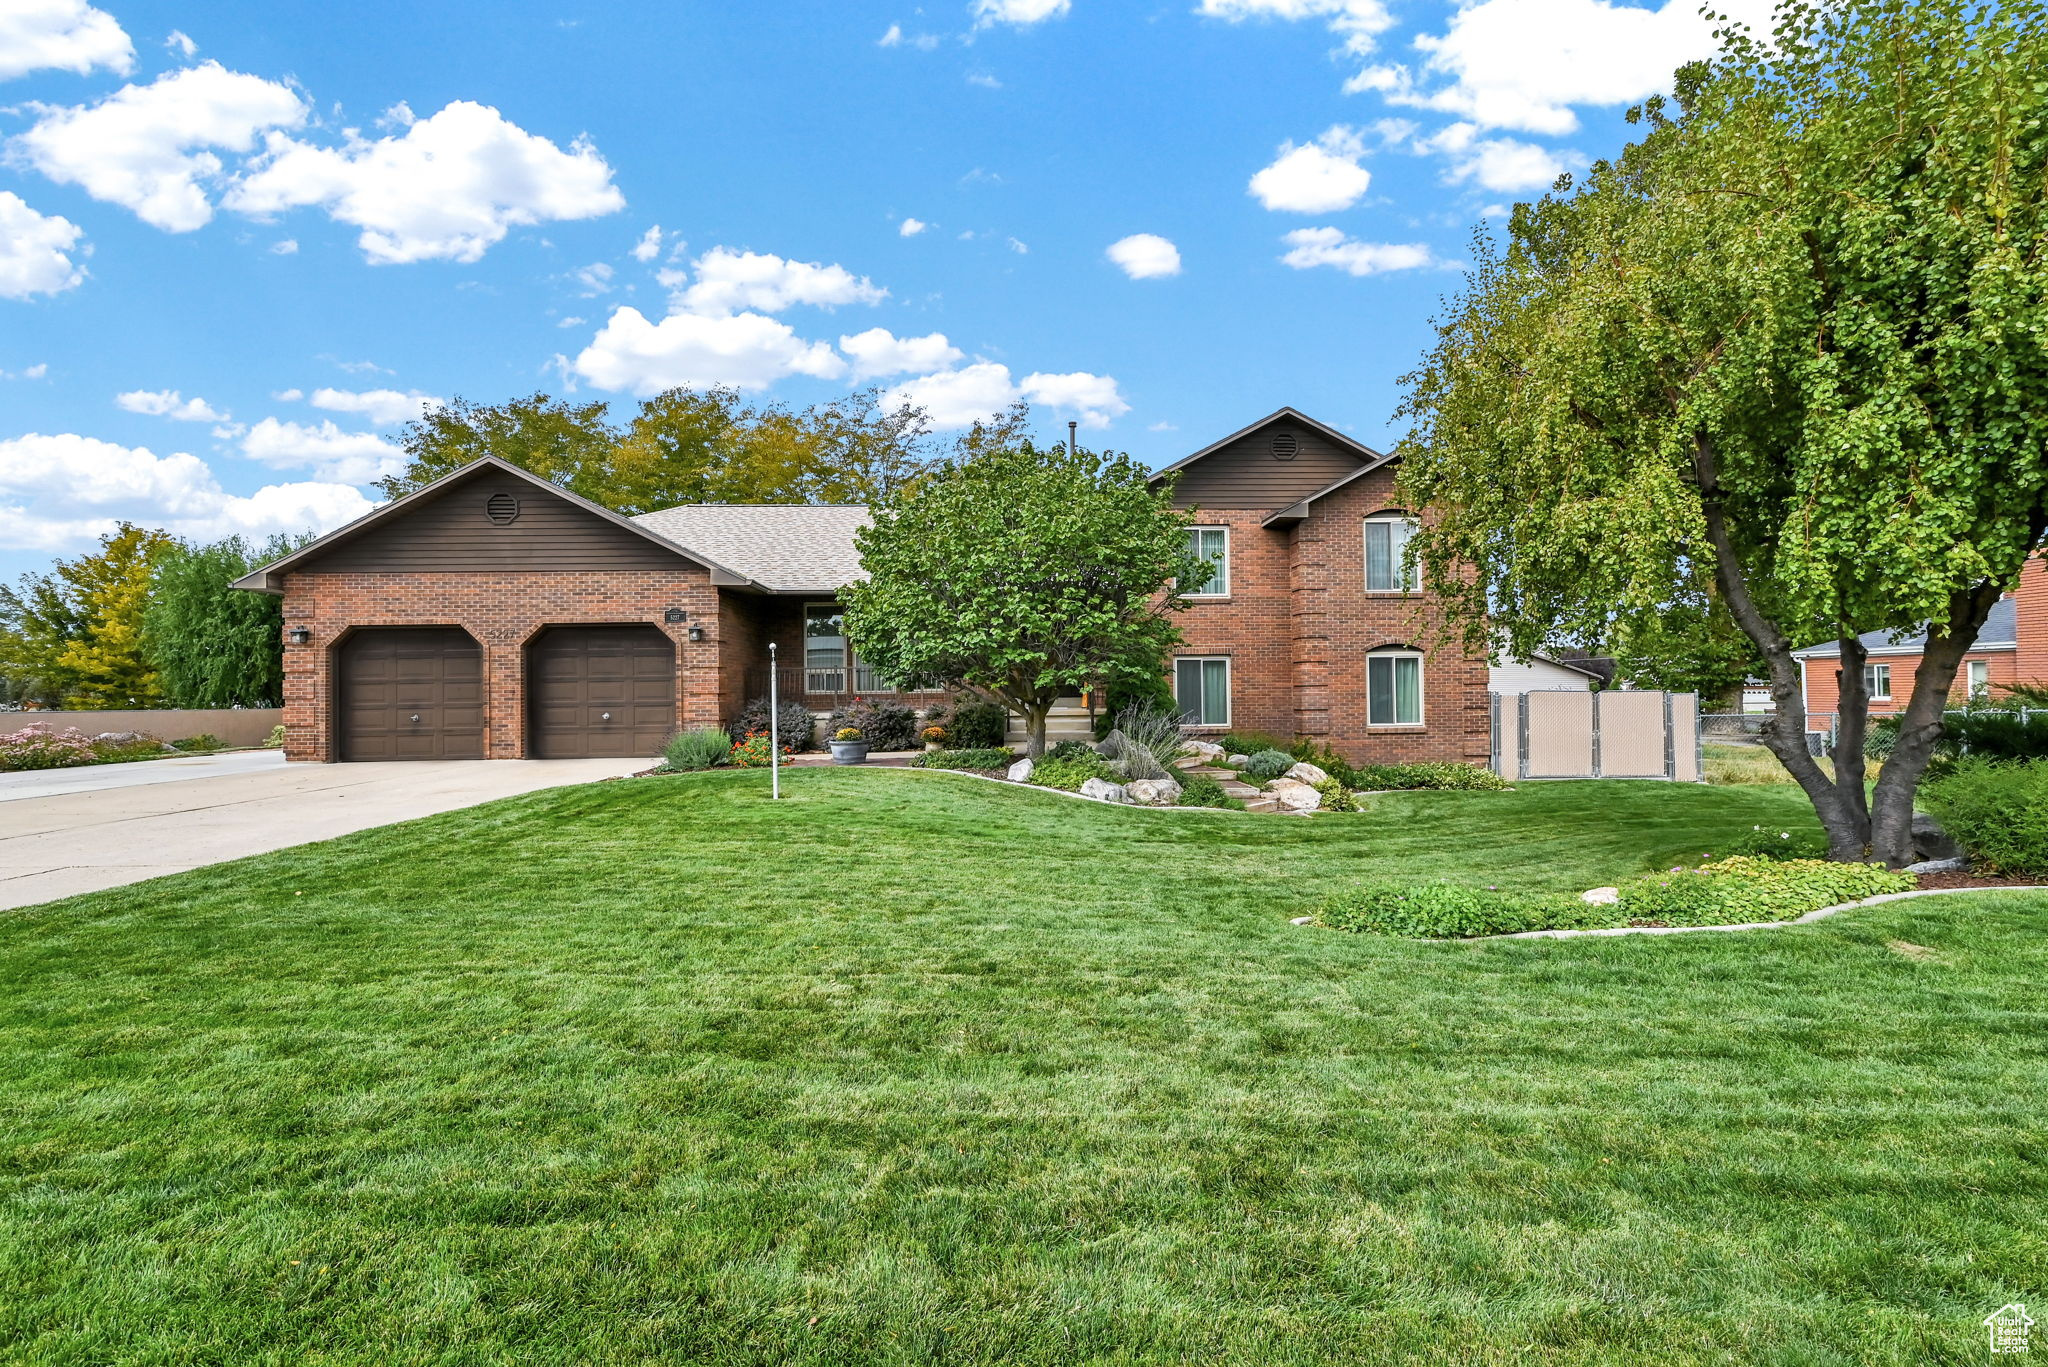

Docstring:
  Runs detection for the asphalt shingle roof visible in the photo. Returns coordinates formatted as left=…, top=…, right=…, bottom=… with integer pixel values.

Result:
left=632, top=504, right=870, bottom=592
left=1790, top=596, right=2019, bottom=658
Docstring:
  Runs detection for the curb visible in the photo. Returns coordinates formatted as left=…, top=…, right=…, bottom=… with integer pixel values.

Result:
left=1462, top=885, right=2048, bottom=942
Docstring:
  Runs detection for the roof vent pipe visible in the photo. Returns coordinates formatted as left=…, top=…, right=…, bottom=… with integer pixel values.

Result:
left=1068, top=420, right=1077, bottom=456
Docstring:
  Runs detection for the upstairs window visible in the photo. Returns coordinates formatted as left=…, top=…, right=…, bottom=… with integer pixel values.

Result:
left=1186, top=527, right=1229, bottom=596
left=1364, top=516, right=1420, bottom=593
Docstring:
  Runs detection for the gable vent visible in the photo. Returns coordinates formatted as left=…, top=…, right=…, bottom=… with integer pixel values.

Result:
left=485, top=492, right=521, bottom=525
left=1271, top=431, right=1299, bottom=461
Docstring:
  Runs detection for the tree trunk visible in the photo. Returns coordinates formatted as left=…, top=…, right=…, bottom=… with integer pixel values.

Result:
left=1828, top=635, right=1873, bottom=861
left=1866, top=586, right=1999, bottom=866
left=1016, top=696, right=1052, bottom=759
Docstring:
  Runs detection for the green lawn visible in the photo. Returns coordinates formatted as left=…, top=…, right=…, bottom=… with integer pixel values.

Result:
left=3, top=770, right=2043, bottom=1365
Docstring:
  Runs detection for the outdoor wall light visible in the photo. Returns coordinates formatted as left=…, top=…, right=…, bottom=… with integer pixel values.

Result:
left=687, top=626, right=706, bottom=642
left=287, top=626, right=312, bottom=645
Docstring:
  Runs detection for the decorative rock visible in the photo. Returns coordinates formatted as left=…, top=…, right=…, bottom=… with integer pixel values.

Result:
left=1079, top=777, right=1131, bottom=804
left=1289, top=915, right=1316, bottom=926
left=1184, top=739, right=1225, bottom=760
left=1264, top=777, right=1323, bottom=812
left=1125, top=777, right=1183, bottom=806
left=1904, top=856, right=1968, bottom=874
left=1284, top=761, right=1330, bottom=786
left=1911, top=813, right=1961, bottom=863
left=1227, top=753, right=1251, bottom=768
left=1006, top=757, right=1034, bottom=783
left=1580, top=886, right=1620, bottom=905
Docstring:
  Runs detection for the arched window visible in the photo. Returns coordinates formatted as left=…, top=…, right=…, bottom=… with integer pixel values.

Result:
left=1363, top=513, right=1420, bottom=593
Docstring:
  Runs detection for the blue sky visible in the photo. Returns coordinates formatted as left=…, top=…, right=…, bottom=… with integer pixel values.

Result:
left=0, top=0, right=1770, bottom=581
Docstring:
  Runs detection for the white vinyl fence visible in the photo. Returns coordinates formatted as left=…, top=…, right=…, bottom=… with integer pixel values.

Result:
left=1491, top=690, right=1702, bottom=782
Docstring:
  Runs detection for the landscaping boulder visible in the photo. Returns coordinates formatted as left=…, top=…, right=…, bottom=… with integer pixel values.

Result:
left=1006, top=757, right=1034, bottom=783
left=1912, top=813, right=1961, bottom=863
left=1904, top=856, right=1968, bottom=875
left=1580, top=886, right=1620, bottom=905
left=1285, top=761, right=1330, bottom=786
left=1264, top=777, right=1323, bottom=812
left=1080, top=777, right=1131, bottom=804
left=1125, top=777, right=1182, bottom=806
left=1184, top=740, right=1225, bottom=761
left=1227, top=753, right=1251, bottom=768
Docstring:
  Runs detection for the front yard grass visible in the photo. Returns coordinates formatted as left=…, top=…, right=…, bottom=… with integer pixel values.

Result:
left=3, top=770, right=2042, bottom=1365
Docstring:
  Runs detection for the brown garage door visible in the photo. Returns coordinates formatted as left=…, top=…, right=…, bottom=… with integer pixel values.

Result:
left=527, top=625, right=676, bottom=759
left=337, top=628, right=485, bottom=761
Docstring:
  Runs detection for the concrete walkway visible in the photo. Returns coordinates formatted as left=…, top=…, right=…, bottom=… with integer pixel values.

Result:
left=0, top=756, right=648, bottom=911
left=0, top=748, right=288, bottom=801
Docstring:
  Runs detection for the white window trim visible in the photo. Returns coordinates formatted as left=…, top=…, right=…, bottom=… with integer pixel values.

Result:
left=1367, top=649, right=1426, bottom=727
left=1968, top=659, right=1991, bottom=695
left=1863, top=661, right=1892, bottom=702
left=1185, top=525, right=1230, bottom=598
left=1363, top=515, right=1421, bottom=594
left=1175, top=654, right=1232, bottom=728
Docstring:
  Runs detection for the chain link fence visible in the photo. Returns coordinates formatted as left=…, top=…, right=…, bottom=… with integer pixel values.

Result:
left=1702, top=712, right=1836, bottom=756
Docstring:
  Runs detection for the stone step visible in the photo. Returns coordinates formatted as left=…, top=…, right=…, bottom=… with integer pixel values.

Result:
left=1219, top=782, right=1264, bottom=799
left=1243, top=797, right=1281, bottom=813
left=1185, top=765, right=1235, bottom=779
left=1172, top=754, right=1206, bottom=770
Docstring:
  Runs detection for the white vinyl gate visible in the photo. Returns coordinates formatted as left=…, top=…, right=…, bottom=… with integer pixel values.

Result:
left=1490, top=690, right=1702, bottom=781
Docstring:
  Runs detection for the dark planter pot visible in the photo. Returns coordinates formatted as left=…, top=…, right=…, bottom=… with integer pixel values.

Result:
left=829, top=740, right=870, bottom=765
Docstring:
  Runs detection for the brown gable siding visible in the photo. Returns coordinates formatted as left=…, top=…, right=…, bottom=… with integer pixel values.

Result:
left=1166, top=424, right=1367, bottom=512
left=304, top=475, right=689, bottom=575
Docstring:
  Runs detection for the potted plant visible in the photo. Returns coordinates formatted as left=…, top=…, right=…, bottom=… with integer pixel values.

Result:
left=921, top=724, right=948, bottom=753
left=829, top=726, right=869, bottom=765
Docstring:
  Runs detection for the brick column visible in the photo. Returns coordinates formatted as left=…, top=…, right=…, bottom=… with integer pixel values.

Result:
left=1290, top=520, right=1333, bottom=742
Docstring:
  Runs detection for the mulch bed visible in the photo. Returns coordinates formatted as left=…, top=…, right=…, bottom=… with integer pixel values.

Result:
left=1914, top=870, right=2043, bottom=890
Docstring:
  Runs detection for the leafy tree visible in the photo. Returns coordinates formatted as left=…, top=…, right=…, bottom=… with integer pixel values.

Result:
left=144, top=533, right=308, bottom=708
left=844, top=440, right=1203, bottom=758
left=1608, top=597, right=1763, bottom=707
left=1396, top=0, right=2048, bottom=864
left=0, top=524, right=176, bottom=708
left=379, top=386, right=937, bottom=514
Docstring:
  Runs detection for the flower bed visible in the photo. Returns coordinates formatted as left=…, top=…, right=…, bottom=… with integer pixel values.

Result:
left=0, top=726, right=173, bottom=772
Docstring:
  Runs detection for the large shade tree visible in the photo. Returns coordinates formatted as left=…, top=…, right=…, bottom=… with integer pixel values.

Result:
left=0, top=524, right=175, bottom=708
left=843, top=439, right=1203, bottom=757
left=144, top=533, right=309, bottom=708
left=1397, top=0, right=2047, bottom=865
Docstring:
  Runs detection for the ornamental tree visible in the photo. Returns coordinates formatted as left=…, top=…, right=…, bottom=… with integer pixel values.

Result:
left=1396, top=0, right=2048, bottom=865
left=843, top=439, right=1203, bottom=758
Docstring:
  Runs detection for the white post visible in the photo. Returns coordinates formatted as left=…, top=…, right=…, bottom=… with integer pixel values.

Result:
left=768, top=641, right=781, bottom=800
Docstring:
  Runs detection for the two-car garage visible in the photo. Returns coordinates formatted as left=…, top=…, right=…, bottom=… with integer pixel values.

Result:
left=335, top=625, right=676, bottom=761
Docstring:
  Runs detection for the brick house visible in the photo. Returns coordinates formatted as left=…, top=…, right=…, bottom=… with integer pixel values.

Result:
left=1790, top=557, right=2048, bottom=716
left=236, top=407, right=1489, bottom=766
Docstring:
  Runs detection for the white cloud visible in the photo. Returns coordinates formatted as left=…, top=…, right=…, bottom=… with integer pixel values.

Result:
left=1148, top=420, right=1178, bottom=432
left=631, top=225, right=662, bottom=262
left=308, top=387, right=442, bottom=426
left=1196, top=0, right=1392, bottom=59
left=1106, top=233, right=1182, bottom=279
left=571, top=306, right=847, bottom=396
left=1279, top=226, right=1433, bottom=275
left=967, top=72, right=1002, bottom=89
left=572, top=261, right=614, bottom=295
left=11, top=62, right=306, bottom=232
left=2, top=364, right=50, bottom=381
left=0, top=0, right=134, bottom=81
left=1248, top=126, right=1372, bottom=213
left=972, top=0, right=1071, bottom=27
left=240, top=417, right=405, bottom=484
left=677, top=247, right=886, bottom=315
left=226, top=100, right=625, bottom=264
left=333, top=358, right=392, bottom=375
left=269, top=237, right=297, bottom=254
left=0, top=192, right=86, bottom=298
left=0, top=432, right=373, bottom=552
left=116, top=389, right=228, bottom=422
left=557, top=315, right=584, bottom=328
left=880, top=23, right=904, bottom=45
left=164, top=29, right=196, bottom=59
left=1424, top=123, right=1571, bottom=192
left=899, top=216, right=928, bottom=237
left=1006, top=237, right=1028, bottom=254
left=880, top=23, right=943, bottom=49
left=885, top=360, right=1127, bottom=430
left=839, top=327, right=964, bottom=381
left=1358, top=0, right=1777, bottom=135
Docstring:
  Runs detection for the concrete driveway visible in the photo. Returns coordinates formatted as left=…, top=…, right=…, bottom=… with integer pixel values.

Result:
left=0, top=753, right=650, bottom=910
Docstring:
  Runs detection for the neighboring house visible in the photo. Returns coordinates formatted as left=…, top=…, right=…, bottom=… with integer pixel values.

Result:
left=1151, top=408, right=1490, bottom=766
left=1790, top=559, right=2048, bottom=715
left=1488, top=654, right=1604, bottom=695
left=236, top=407, right=1492, bottom=765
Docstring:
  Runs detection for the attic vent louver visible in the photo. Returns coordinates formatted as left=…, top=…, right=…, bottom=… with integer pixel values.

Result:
left=485, top=492, right=520, bottom=525
left=1271, top=431, right=1299, bottom=461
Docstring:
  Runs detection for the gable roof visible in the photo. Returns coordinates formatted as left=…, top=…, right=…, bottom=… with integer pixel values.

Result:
left=632, top=504, right=871, bottom=593
left=1147, top=406, right=1386, bottom=486
left=231, top=457, right=752, bottom=594
left=1789, top=596, right=2019, bottom=659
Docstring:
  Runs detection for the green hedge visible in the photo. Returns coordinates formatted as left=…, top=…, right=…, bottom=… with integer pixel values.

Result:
left=1921, top=757, right=2048, bottom=874
left=1316, top=883, right=1600, bottom=938
left=913, top=747, right=1016, bottom=771
left=1350, top=762, right=1509, bottom=792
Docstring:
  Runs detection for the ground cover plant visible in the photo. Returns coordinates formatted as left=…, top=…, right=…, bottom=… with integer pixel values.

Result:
left=0, top=725, right=169, bottom=772
left=2, top=771, right=2040, bottom=1364
left=911, top=746, right=1014, bottom=772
